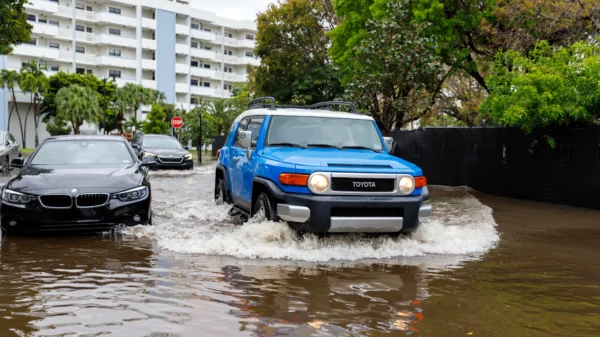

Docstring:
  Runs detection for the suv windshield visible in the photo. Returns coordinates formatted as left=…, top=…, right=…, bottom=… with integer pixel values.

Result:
left=31, top=140, right=134, bottom=165
left=266, top=116, right=383, bottom=151
left=143, top=136, right=182, bottom=149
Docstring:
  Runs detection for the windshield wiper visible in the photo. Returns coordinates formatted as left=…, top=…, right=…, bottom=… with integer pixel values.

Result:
left=306, top=143, right=341, bottom=150
left=269, top=142, right=307, bottom=149
left=341, top=146, right=378, bottom=152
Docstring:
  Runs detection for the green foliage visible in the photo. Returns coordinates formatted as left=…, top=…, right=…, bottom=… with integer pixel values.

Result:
left=20, top=60, right=49, bottom=147
left=0, top=69, right=25, bottom=143
left=124, top=116, right=143, bottom=133
left=142, top=104, right=170, bottom=134
left=480, top=41, right=600, bottom=136
left=251, top=0, right=343, bottom=104
left=206, top=99, right=236, bottom=135
left=0, top=0, right=32, bottom=55
left=55, top=84, right=101, bottom=134
left=45, top=116, right=72, bottom=136
left=180, top=106, right=220, bottom=148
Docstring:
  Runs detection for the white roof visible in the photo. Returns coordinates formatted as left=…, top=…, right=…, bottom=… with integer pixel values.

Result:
left=233, top=108, right=374, bottom=123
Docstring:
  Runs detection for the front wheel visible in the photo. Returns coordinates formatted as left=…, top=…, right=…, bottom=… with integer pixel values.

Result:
left=1, top=157, right=8, bottom=173
left=252, top=193, right=277, bottom=222
left=215, top=179, right=229, bottom=205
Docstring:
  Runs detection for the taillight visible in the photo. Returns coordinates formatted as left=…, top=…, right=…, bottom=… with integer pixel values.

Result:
left=216, top=149, right=221, bottom=158
left=415, top=176, right=427, bottom=188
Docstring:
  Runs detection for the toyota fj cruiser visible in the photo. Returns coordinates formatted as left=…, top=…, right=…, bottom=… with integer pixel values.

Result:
left=215, top=97, right=431, bottom=233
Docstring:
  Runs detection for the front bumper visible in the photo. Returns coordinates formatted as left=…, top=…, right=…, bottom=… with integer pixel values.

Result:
left=153, top=158, right=194, bottom=170
left=0, top=197, right=151, bottom=234
left=275, top=188, right=431, bottom=234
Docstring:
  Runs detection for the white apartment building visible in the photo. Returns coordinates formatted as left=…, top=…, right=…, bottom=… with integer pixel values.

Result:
left=0, top=0, right=258, bottom=146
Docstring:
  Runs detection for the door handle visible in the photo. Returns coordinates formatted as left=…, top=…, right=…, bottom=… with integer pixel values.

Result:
left=233, top=157, right=239, bottom=162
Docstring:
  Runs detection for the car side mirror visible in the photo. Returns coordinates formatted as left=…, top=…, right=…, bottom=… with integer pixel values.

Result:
left=141, top=156, right=157, bottom=167
left=383, top=137, right=394, bottom=154
left=10, top=157, right=24, bottom=168
left=239, top=131, right=252, bottom=149
left=5, top=141, right=10, bottom=147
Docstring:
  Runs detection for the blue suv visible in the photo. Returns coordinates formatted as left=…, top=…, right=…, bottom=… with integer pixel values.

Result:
left=215, top=98, right=431, bottom=233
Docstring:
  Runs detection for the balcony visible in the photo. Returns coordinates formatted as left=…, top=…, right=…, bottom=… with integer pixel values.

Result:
left=238, top=39, right=255, bottom=49
left=142, top=18, right=156, bottom=30
left=223, top=72, right=244, bottom=82
left=96, top=12, right=137, bottom=27
left=142, top=79, right=156, bottom=89
left=175, top=63, right=190, bottom=74
left=191, top=48, right=215, bottom=61
left=216, top=35, right=238, bottom=47
left=115, top=78, right=137, bottom=87
left=32, top=22, right=59, bottom=37
left=191, top=29, right=215, bottom=42
left=214, top=90, right=232, bottom=99
left=96, top=34, right=137, bottom=48
left=56, top=6, right=96, bottom=23
left=241, top=58, right=261, bottom=67
left=75, top=53, right=96, bottom=65
left=142, top=39, right=156, bottom=50
left=13, top=45, right=59, bottom=60
left=141, top=59, right=156, bottom=70
left=26, top=0, right=58, bottom=13
left=221, top=54, right=239, bottom=64
left=176, top=83, right=189, bottom=94
left=191, top=86, right=215, bottom=97
left=96, top=56, right=137, bottom=69
left=175, top=44, right=189, bottom=55
left=176, top=24, right=189, bottom=36
left=190, top=67, right=216, bottom=79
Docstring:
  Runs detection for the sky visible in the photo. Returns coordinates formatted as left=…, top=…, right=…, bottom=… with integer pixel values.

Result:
left=191, top=0, right=275, bottom=22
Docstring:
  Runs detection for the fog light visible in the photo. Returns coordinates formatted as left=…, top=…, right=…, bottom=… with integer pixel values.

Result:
left=133, top=215, right=141, bottom=222
left=8, top=220, right=17, bottom=226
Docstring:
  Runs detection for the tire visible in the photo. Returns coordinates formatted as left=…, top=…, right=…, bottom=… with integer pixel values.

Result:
left=1, top=157, right=8, bottom=174
left=252, top=193, right=277, bottom=222
left=215, top=179, right=229, bottom=205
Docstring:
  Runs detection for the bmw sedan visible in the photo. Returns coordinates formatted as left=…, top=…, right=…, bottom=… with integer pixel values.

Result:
left=132, top=134, right=194, bottom=170
left=0, top=135, right=156, bottom=234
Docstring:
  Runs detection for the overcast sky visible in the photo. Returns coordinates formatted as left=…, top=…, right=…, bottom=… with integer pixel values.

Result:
left=191, top=0, right=275, bottom=22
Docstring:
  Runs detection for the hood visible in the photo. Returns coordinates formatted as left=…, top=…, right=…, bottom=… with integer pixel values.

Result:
left=6, top=164, right=143, bottom=194
left=144, top=147, right=189, bottom=157
left=261, top=148, right=421, bottom=174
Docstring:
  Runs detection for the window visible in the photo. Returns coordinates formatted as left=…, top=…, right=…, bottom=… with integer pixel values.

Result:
left=204, top=28, right=211, bottom=32
left=109, top=49, right=121, bottom=57
left=86, top=69, right=92, bottom=75
left=31, top=141, right=134, bottom=166
left=109, top=28, right=121, bottom=36
left=76, top=25, right=85, bottom=32
left=245, top=51, right=253, bottom=57
left=38, top=18, right=47, bottom=24
left=224, top=50, right=233, bottom=56
left=76, top=68, right=85, bottom=74
left=235, top=117, right=264, bottom=148
left=50, top=65, right=59, bottom=71
left=191, top=23, right=199, bottom=30
left=48, top=0, right=58, bottom=2
left=226, top=33, right=233, bottom=38
left=204, top=46, right=212, bottom=51
left=223, top=84, right=232, bottom=91
left=203, top=64, right=210, bottom=69
left=246, top=34, right=254, bottom=40
left=190, top=79, right=199, bottom=86
left=234, top=118, right=250, bottom=147
left=86, top=27, right=93, bottom=33
left=86, top=6, right=92, bottom=11
left=226, top=67, right=233, bottom=73
left=49, top=42, right=60, bottom=49
left=26, top=38, right=36, bottom=45
left=191, top=97, right=199, bottom=104
left=27, top=14, right=36, bottom=22
left=109, top=7, right=121, bottom=14
left=109, top=70, right=121, bottom=78
left=75, top=3, right=85, bottom=10
left=49, top=20, right=59, bottom=27
left=191, top=41, right=198, bottom=48
left=203, top=82, right=210, bottom=87
left=76, top=46, right=85, bottom=53
left=190, top=60, right=199, bottom=67
left=21, top=60, right=29, bottom=67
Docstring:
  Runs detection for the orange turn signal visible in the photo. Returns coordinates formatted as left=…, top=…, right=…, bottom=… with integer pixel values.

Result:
left=279, top=173, right=309, bottom=186
left=415, top=176, right=427, bottom=188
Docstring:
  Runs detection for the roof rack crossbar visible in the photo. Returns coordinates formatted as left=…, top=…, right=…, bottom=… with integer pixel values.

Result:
left=248, top=96, right=276, bottom=110
left=306, top=101, right=360, bottom=114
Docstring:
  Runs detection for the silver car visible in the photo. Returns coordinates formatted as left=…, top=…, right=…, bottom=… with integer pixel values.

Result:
left=0, top=132, right=21, bottom=173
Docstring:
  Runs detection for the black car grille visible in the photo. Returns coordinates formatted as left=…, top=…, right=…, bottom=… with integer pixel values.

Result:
left=158, top=156, right=182, bottom=163
left=331, top=178, right=396, bottom=192
left=76, top=194, right=109, bottom=208
left=331, top=208, right=404, bottom=217
left=39, top=195, right=72, bottom=208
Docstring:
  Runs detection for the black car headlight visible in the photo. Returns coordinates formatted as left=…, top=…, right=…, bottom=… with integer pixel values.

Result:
left=114, top=186, right=149, bottom=202
left=2, top=189, right=35, bottom=204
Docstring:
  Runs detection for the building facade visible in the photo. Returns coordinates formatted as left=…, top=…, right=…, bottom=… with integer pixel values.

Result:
left=0, top=0, right=258, bottom=146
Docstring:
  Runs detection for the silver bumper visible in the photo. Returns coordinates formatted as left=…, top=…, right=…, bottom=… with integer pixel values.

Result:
left=277, top=204, right=311, bottom=223
left=419, top=204, right=432, bottom=218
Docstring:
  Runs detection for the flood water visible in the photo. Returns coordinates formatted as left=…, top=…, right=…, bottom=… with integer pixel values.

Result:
left=1, top=164, right=599, bottom=336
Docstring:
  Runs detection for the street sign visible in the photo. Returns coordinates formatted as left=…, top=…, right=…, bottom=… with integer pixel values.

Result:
left=171, top=116, right=183, bottom=129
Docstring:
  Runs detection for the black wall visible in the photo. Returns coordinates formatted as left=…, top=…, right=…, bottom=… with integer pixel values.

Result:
left=212, top=135, right=228, bottom=157
left=392, top=127, right=600, bottom=210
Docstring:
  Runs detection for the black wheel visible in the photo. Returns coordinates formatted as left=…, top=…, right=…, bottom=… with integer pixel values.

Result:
left=1, top=157, right=8, bottom=173
left=253, top=193, right=277, bottom=222
left=215, top=179, right=229, bottom=205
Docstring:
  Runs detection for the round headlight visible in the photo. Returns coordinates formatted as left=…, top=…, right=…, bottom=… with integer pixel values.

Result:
left=131, top=190, right=140, bottom=198
left=9, top=194, right=20, bottom=202
left=308, top=174, right=329, bottom=193
left=398, top=176, right=415, bottom=195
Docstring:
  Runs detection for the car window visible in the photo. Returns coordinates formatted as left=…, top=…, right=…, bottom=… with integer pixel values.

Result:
left=0, top=134, right=5, bottom=144
left=233, top=118, right=250, bottom=147
left=8, top=134, right=15, bottom=143
left=31, top=140, right=134, bottom=165
left=142, top=136, right=182, bottom=149
left=247, top=117, right=264, bottom=148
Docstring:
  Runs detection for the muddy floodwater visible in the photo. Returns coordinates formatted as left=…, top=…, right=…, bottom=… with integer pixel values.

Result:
left=1, top=164, right=599, bottom=337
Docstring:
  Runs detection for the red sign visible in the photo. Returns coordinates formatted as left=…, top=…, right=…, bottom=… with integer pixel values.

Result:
left=171, top=116, right=183, bottom=129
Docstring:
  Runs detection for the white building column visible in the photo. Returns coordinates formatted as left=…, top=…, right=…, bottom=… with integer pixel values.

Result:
left=0, top=55, right=8, bottom=131
left=136, top=4, right=142, bottom=85
left=72, top=0, right=76, bottom=73
left=221, top=26, right=225, bottom=99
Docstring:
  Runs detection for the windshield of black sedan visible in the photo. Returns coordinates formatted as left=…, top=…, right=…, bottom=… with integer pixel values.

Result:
left=266, top=116, right=384, bottom=151
left=142, top=136, right=182, bottom=149
left=31, top=140, right=134, bottom=165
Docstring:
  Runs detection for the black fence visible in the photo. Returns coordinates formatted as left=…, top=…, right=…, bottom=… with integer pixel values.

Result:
left=212, top=135, right=228, bottom=157
left=392, top=127, right=600, bottom=210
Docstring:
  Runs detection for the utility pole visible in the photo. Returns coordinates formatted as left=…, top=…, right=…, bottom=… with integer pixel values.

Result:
left=198, top=112, right=203, bottom=164
left=102, top=78, right=107, bottom=134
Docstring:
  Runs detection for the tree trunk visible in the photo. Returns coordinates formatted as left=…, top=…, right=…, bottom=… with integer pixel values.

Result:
left=34, top=94, right=40, bottom=147
left=23, top=95, right=34, bottom=148
left=11, top=89, right=25, bottom=145
left=74, top=123, right=81, bottom=134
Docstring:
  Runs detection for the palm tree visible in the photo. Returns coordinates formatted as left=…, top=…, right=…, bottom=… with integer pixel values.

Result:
left=206, top=99, right=233, bottom=135
left=20, top=60, right=48, bottom=147
left=56, top=84, right=100, bottom=134
left=0, top=70, right=25, bottom=144
left=119, top=83, right=164, bottom=121
left=112, top=87, right=133, bottom=134
left=123, top=116, right=143, bottom=133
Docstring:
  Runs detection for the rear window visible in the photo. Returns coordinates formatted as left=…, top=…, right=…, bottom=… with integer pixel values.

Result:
left=31, top=140, right=133, bottom=165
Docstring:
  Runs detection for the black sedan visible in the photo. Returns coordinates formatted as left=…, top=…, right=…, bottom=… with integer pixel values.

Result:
left=132, top=134, right=193, bottom=170
left=0, top=135, right=156, bottom=234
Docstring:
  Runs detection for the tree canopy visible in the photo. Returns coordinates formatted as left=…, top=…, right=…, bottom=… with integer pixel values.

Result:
left=55, top=84, right=101, bottom=134
left=142, top=104, right=170, bottom=134
left=0, top=0, right=32, bottom=55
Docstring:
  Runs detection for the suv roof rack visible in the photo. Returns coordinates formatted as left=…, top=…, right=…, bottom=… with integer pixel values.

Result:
left=248, top=97, right=360, bottom=114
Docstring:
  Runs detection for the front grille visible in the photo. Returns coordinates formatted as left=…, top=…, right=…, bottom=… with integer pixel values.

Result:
left=76, top=194, right=109, bottom=208
left=331, top=178, right=395, bottom=192
left=158, top=156, right=182, bottom=163
left=39, top=195, right=72, bottom=208
left=331, top=208, right=404, bottom=217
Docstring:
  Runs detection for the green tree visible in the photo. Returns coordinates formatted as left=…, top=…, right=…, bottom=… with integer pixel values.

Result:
left=142, top=103, right=169, bottom=134
left=206, top=99, right=235, bottom=135
left=119, top=83, right=164, bottom=121
left=251, top=0, right=343, bottom=104
left=480, top=41, right=600, bottom=142
left=0, top=0, right=32, bottom=55
left=124, top=116, right=143, bottom=133
left=180, top=105, right=219, bottom=160
left=45, top=115, right=72, bottom=136
left=20, top=60, right=48, bottom=147
left=55, top=84, right=101, bottom=134
left=0, top=69, right=24, bottom=143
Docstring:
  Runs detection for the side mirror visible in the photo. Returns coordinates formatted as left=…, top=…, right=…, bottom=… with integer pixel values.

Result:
left=141, top=156, right=157, bottom=167
left=132, top=144, right=140, bottom=150
left=383, top=137, right=394, bottom=154
left=5, top=141, right=10, bottom=147
left=10, top=157, right=24, bottom=168
left=184, top=146, right=189, bottom=150
left=239, top=131, right=252, bottom=149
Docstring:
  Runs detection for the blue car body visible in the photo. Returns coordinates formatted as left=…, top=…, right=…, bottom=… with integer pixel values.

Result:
left=216, top=108, right=431, bottom=233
